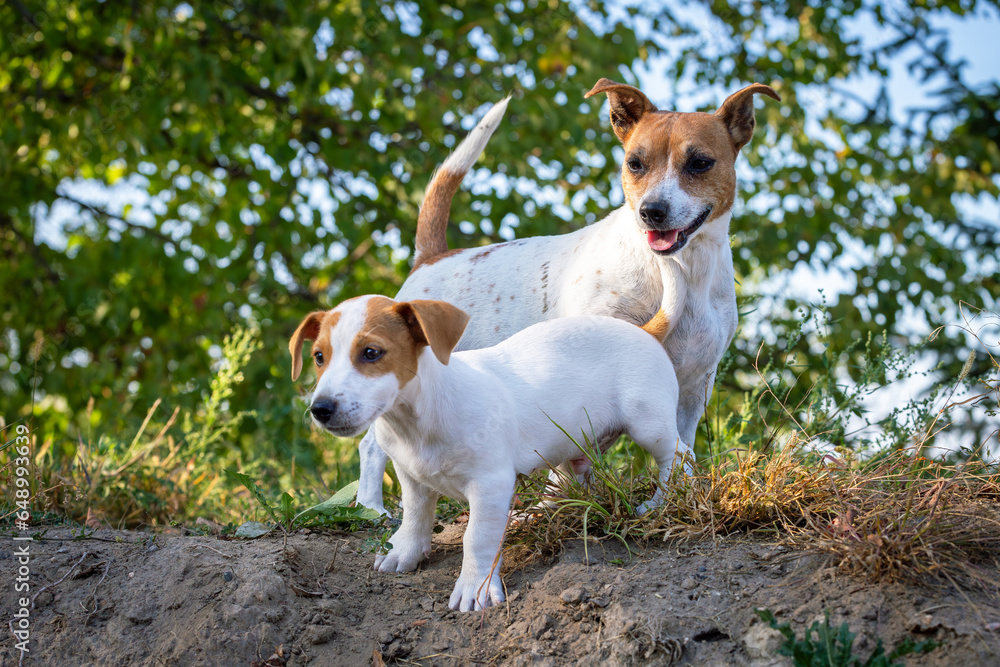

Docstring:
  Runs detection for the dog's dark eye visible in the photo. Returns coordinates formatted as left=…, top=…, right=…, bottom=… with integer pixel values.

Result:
left=626, top=157, right=644, bottom=173
left=689, top=157, right=715, bottom=173
left=361, top=347, right=383, bottom=362
left=313, top=350, right=324, bottom=367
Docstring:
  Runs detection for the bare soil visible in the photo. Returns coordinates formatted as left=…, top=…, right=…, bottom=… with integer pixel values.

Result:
left=2, top=525, right=998, bottom=666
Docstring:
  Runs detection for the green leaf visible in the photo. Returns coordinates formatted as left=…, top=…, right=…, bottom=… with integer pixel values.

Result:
left=280, top=492, right=296, bottom=524
left=292, top=481, right=383, bottom=527
left=224, top=469, right=281, bottom=524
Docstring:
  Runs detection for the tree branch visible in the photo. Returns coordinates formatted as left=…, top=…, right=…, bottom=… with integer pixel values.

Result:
left=56, top=192, right=174, bottom=244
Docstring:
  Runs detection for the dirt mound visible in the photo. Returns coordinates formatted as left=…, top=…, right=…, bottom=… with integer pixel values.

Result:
left=2, top=526, right=997, bottom=665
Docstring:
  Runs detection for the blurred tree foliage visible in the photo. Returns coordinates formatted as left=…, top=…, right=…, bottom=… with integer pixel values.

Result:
left=1, top=0, right=998, bottom=482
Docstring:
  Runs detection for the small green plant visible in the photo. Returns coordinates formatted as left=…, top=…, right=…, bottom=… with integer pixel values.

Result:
left=223, top=471, right=382, bottom=535
left=7, top=325, right=265, bottom=529
left=755, top=609, right=939, bottom=667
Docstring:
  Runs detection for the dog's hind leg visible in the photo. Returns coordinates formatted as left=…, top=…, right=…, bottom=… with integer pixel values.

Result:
left=357, top=430, right=390, bottom=515
left=630, top=419, right=693, bottom=515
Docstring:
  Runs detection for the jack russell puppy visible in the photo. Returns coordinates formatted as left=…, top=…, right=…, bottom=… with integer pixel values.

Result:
left=350, top=79, right=779, bottom=514
left=289, top=296, right=686, bottom=611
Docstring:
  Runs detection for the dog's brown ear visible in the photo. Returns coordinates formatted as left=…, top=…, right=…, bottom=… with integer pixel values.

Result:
left=395, top=300, right=470, bottom=366
left=289, top=311, right=327, bottom=381
left=585, top=78, right=657, bottom=144
left=715, top=83, right=780, bottom=153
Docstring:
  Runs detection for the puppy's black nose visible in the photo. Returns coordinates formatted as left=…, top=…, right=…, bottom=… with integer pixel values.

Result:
left=310, top=400, right=337, bottom=423
left=639, top=201, right=669, bottom=226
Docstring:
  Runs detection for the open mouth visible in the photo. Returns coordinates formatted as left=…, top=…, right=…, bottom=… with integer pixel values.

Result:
left=645, top=207, right=712, bottom=255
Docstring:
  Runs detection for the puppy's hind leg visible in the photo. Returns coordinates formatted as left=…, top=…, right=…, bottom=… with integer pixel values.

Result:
left=510, top=460, right=586, bottom=525
left=631, top=422, right=693, bottom=516
left=357, top=430, right=390, bottom=515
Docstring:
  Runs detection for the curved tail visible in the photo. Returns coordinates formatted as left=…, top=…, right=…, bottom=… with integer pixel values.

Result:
left=413, top=96, right=510, bottom=268
left=641, top=309, right=671, bottom=343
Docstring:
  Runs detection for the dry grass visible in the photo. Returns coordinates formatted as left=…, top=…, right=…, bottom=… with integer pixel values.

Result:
left=507, top=311, right=1000, bottom=592
left=507, top=442, right=1000, bottom=592
left=787, top=455, right=1000, bottom=588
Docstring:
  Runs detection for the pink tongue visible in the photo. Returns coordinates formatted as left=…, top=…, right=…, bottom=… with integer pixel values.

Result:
left=647, top=229, right=679, bottom=251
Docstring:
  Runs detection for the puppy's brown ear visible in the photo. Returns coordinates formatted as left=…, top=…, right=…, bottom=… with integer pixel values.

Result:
left=585, top=78, right=657, bottom=144
left=289, top=311, right=326, bottom=381
left=715, top=83, right=780, bottom=153
left=394, top=300, right=470, bottom=366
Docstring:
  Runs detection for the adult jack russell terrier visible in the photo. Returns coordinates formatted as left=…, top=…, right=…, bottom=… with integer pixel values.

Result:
left=351, top=79, right=779, bottom=514
left=289, top=296, right=685, bottom=611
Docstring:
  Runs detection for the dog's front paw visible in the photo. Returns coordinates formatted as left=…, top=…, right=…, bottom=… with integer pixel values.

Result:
left=448, top=571, right=504, bottom=612
left=373, top=541, right=429, bottom=573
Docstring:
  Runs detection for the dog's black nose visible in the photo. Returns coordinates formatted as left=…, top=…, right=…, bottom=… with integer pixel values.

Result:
left=310, top=400, right=337, bottom=423
left=639, top=201, right=669, bottom=226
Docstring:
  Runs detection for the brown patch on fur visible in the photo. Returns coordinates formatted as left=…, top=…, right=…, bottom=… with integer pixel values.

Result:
left=585, top=79, right=658, bottom=144
left=716, top=83, right=780, bottom=153
left=289, top=310, right=339, bottom=381
left=393, top=300, right=470, bottom=367
left=588, top=79, right=779, bottom=224
left=347, top=296, right=425, bottom=387
left=413, top=168, right=465, bottom=269
left=422, top=239, right=520, bottom=272
left=292, top=298, right=471, bottom=389
left=620, top=112, right=739, bottom=218
left=470, top=246, right=500, bottom=262
left=413, top=247, right=464, bottom=271
left=641, top=309, right=671, bottom=343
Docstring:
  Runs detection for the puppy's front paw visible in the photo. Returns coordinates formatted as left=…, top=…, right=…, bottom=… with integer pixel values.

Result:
left=373, top=540, right=429, bottom=573
left=448, top=571, right=504, bottom=612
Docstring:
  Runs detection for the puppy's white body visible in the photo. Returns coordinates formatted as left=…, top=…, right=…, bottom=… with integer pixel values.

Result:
left=290, top=294, right=685, bottom=611
left=371, top=311, right=685, bottom=611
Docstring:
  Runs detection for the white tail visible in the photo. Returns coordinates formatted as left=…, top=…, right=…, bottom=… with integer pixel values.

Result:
left=413, top=96, right=511, bottom=268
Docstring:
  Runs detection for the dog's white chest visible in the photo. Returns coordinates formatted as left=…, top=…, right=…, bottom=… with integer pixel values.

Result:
left=373, top=420, right=472, bottom=500
left=665, top=272, right=737, bottom=404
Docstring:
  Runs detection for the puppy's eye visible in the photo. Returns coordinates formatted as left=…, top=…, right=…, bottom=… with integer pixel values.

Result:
left=626, top=157, right=644, bottom=173
left=313, top=350, right=324, bottom=367
left=361, top=347, right=383, bottom=362
left=689, top=157, right=715, bottom=173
